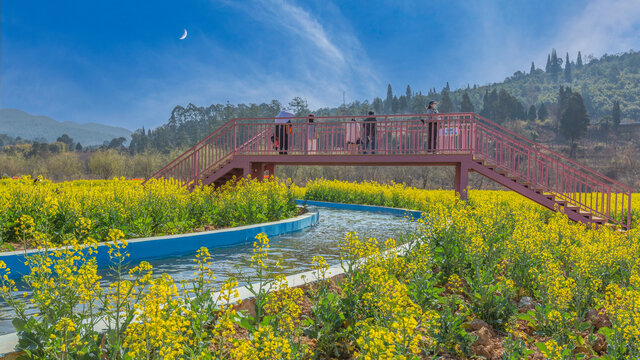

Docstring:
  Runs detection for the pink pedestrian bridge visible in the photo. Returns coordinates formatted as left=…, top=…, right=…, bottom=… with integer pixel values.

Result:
left=145, top=113, right=632, bottom=230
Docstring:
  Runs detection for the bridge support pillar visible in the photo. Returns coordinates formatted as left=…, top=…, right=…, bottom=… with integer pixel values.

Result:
left=455, top=162, right=469, bottom=200
left=250, top=163, right=276, bottom=180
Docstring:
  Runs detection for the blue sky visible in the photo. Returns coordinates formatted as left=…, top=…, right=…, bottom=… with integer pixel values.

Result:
left=2, top=0, right=640, bottom=130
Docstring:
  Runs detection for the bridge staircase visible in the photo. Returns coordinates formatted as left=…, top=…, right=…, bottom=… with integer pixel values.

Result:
left=144, top=113, right=632, bottom=230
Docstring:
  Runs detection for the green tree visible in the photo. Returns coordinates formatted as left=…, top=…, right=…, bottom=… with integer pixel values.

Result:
left=107, top=137, right=127, bottom=150
left=460, top=92, right=475, bottom=112
left=528, top=105, right=537, bottom=121
left=288, top=96, right=309, bottom=116
left=391, top=96, right=399, bottom=113
left=495, top=89, right=525, bottom=122
left=385, top=84, right=393, bottom=113
left=372, top=97, right=383, bottom=114
left=538, top=103, right=549, bottom=120
left=530, top=61, right=536, bottom=75
left=397, top=95, right=407, bottom=113
left=576, top=51, right=583, bottom=69
left=550, top=49, right=562, bottom=80
left=480, top=89, right=498, bottom=120
left=612, top=100, right=621, bottom=130
left=607, top=64, right=621, bottom=82
left=56, top=134, right=74, bottom=150
left=558, top=86, right=572, bottom=118
left=545, top=54, right=551, bottom=72
left=75, top=143, right=82, bottom=152
left=439, top=91, right=455, bottom=113
left=406, top=85, right=412, bottom=99
left=559, top=92, right=589, bottom=157
left=564, top=52, right=572, bottom=83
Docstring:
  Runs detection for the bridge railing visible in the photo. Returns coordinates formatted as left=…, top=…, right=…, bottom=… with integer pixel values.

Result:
left=472, top=114, right=632, bottom=229
left=233, top=114, right=476, bottom=156
left=142, top=121, right=236, bottom=187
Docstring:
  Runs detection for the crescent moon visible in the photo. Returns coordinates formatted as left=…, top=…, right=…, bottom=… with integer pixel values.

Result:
left=179, top=29, right=187, bottom=40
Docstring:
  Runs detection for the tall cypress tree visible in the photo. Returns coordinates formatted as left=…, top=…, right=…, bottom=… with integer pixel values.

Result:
left=576, top=51, right=583, bottom=69
left=385, top=84, right=393, bottom=113
left=480, top=90, right=490, bottom=117
left=559, top=92, right=589, bottom=156
left=530, top=61, right=536, bottom=75
left=406, top=85, right=412, bottom=100
left=445, top=82, right=451, bottom=91
left=550, top=49, right=560, bottom=80
left=551, top=49, right=558, bottom=70
left=538, top=103, right=549, bottom=120
left=612, top=100, right=621, bottom=130
left=558, top=86, right=572, bottom=112
left=545, top=54, right=551, bottom=72
left=564, top=52, right=572, bottom=83
left=528, top=105, right=537, bottom=121
left=460, top=92, right=475, bottom=112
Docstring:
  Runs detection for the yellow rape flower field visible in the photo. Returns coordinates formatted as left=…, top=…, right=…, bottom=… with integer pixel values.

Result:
left=0, top=177, right=639, bottom=359
left=0, top=176, right=298, bottom=247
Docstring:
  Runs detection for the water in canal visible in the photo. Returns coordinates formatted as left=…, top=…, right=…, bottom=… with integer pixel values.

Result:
left=0, top=207, right=416, bottom=335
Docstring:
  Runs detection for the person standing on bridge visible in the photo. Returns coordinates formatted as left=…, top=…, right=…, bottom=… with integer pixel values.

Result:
left=274, top=111, right=293, bottom=155
left=363, top=111, right=377, bottom=154
left=425, top=101, right=439, bottom=151
left=346, top=118, right=362, bottom=154
left=307, top=114, right=318, bottom=154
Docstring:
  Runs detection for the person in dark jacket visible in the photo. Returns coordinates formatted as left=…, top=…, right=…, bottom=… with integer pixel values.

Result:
left=363, top=111, right=377, bottom=154
left=274, top=111, right=293, bottom=155
left=425, top=101, right=439, bottom=151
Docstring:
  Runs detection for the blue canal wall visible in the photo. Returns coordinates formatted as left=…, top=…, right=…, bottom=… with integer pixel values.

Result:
left=0, top=201, right=424, bottom=280
left=0, top=208, right=319, bottom=280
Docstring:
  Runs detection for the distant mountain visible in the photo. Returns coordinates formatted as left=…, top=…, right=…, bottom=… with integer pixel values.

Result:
left=0, top=109, right=131, bottom=146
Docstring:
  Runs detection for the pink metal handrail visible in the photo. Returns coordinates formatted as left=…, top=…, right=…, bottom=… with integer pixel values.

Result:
left=142, top=120, right=237, bottom=185
left=471, top=115, right=631, bottom=228
left=474, top=124, right=620, bottom=218
left=473, top=114, right=631, bottom=190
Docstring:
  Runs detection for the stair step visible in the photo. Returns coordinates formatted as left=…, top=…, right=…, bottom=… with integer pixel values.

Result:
left=591, top=216, right=605, bottom=222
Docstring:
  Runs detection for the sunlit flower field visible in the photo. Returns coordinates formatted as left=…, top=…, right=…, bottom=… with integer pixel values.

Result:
left=0, top=176, right=298, bottom=246
left=0, top=177, right=639, bottom=359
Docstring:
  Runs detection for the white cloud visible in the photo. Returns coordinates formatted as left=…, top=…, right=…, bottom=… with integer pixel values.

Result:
left=212, top=0, right=381, bottom=109
left=552, top=0, right=640, bottom=57
left=257, top=0, right=346, bottom=65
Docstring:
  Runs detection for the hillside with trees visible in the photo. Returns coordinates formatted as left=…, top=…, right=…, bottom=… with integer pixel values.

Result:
left=448, top=50, right=640, bottom=122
